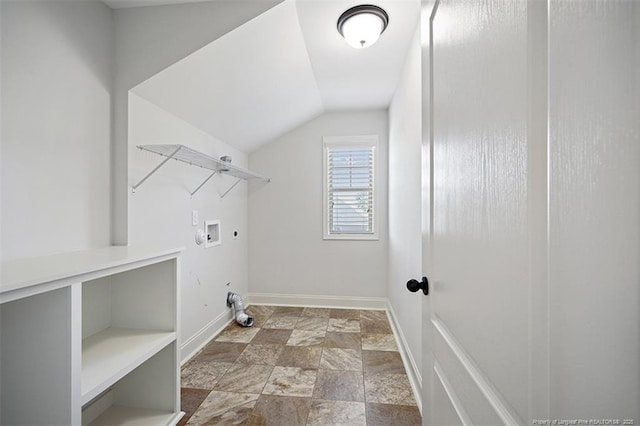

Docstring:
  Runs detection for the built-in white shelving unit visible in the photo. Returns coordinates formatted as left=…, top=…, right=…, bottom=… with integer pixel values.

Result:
left=0, top=246, right=183, bottom=426
left=133, top=144, right=270, bottom=197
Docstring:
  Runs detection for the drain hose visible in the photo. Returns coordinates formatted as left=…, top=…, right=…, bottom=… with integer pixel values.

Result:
left=226, top=291, right=254, bottom=327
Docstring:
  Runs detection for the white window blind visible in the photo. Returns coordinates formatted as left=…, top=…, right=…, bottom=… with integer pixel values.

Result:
left=324, top=137, right=377, bottom=239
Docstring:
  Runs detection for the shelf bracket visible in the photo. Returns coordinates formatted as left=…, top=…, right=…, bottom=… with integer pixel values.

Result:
left=220, top=178, right=242, bottom=199
left=132, top=146, right=182, bottom=194
left=189, top=171, right=217, bottom=197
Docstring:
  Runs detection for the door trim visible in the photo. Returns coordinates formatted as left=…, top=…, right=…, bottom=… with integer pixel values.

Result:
left=434, top=360, right=473, bottom=425
left=432, top=316, right=521, bottom=424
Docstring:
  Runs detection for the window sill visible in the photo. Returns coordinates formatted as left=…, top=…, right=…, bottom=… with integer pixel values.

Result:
left=323, top=234, right=379, bottom=241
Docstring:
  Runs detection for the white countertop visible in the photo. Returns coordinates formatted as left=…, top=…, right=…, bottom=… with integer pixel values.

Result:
left=1, top=245, right=183, bottom=301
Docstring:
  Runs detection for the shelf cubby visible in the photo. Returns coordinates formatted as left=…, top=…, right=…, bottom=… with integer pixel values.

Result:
left=1, top=246, right=183, bottom=426
left=82, top=328, right=176, bottom=404
left=0, top=286, right=78, bottom=425
left=83, top=343, right=180, bottom=426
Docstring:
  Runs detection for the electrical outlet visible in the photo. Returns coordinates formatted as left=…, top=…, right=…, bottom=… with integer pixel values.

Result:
left=192, top=210, right=198, bottom=226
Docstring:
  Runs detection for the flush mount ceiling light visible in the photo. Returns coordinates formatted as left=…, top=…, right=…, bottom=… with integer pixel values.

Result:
left=337, top=4, right=389, bottom=49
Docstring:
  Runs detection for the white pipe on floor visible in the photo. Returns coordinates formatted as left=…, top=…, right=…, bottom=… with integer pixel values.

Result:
left=227, top=291, right=254, bottom=327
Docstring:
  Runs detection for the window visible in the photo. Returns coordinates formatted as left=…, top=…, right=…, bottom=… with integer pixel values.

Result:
left=323, top=135, right=378, bottom=240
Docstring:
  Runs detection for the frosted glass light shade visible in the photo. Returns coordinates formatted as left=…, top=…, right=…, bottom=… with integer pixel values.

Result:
left=337, top=5, right=389, bottom=49
left=342, top=13, right=383, bottom=48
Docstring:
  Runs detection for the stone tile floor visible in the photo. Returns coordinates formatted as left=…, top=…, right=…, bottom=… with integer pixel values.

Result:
left=179, top=305, right=422, bottom=425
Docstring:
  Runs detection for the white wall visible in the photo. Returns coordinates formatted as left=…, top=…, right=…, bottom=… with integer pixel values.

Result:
left=111, top=0, right=283, bottom=362
left=1, top=0, right=113, bottom=261
left=1, top=1, right=3, bottom=264
left=128, top=93, right=249, bottom=361
left=112, top=0, right=283, bottom=246
left=248, top=111, right=388, bottom=299
left=387, top=29, right=423, bottom=380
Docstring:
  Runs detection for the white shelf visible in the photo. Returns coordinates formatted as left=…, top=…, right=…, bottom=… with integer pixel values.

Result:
left=134, top=144, right=270, bottom=197
left=89, top=405, right=183, bottom=426
left=1, top=246, right=182, bottom=303
left=82, top=328, right=176, bottom=405
left=1, top=246, right=182, bottom=425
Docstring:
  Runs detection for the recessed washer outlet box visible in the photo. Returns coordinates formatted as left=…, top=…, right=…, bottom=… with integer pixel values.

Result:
left=205, top=220, right=221, bottom=248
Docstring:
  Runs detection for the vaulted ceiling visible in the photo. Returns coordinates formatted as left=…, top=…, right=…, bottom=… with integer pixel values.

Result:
left=125, top=0, right=420, bottom=153
left=103, top=0, right=212, bottom=8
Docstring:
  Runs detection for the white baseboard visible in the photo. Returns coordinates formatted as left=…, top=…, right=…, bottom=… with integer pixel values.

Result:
left=180, top=307, right=234, bottom=365
left=246, top=293, right=388, bottom=310
left=387, top=302, right=423, bottom=416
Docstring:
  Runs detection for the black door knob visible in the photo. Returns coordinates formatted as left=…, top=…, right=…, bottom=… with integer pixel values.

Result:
left=407, top=276, right=429, bottom=295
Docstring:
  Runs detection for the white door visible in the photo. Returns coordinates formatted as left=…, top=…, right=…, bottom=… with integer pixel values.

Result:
left=420, top=0, right=639, bottom=424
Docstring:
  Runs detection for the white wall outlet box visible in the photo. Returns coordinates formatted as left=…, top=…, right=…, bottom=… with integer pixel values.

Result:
left=195, top=229, right=206, bottom=245
left=192, top=210, right=198, bottom=227
left=205, top=220, right=221, bottom=248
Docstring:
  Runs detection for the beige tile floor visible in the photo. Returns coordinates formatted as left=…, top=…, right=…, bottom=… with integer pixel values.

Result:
left=179, top=305, right=422, bottom=425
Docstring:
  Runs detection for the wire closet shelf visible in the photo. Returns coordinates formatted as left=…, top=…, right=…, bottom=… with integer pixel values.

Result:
left=133, top=144, right=270, bottom=198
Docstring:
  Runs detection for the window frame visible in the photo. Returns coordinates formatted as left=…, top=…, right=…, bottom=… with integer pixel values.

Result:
left=322, top=135, right=379, bottom=241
